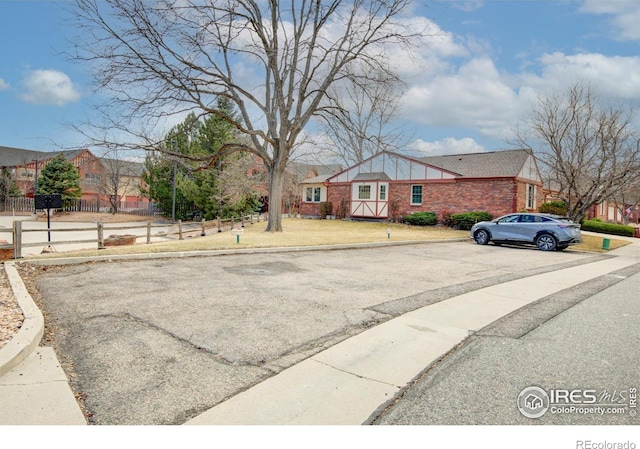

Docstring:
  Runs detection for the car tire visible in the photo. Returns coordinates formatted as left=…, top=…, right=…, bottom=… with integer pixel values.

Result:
left=474, top=229, right=490, bottom=245
left=536, top=234, right=557, bottom=251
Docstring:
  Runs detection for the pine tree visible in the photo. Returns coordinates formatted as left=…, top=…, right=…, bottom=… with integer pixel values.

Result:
left=37, top=154, right=82, bottom=206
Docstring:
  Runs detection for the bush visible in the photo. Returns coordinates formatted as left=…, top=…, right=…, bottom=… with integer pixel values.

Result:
left=439, top=210, right=453, bottom=227
left=580, top=219, right=635, bottom=237
left=449, top=211, right=493, bottom=230
left=318, top=201, right=333, bottom=217
left=539, top=201, right=567, bottom=216
left=403, top=211, right=437, bottom=226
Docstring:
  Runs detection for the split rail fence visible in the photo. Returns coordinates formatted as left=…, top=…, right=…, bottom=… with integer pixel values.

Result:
left=0, top=214, right=265, bottom=259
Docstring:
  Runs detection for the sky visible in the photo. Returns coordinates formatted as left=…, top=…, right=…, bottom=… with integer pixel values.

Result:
left=1, top=0, right=640, bottom=159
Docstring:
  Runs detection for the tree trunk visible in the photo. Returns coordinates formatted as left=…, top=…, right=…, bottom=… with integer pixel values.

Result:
left=265, top=164, right=285, bottom=232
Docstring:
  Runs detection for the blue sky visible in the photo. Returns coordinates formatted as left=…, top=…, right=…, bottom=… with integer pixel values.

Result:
left=1, top=0, right=640, bottom=157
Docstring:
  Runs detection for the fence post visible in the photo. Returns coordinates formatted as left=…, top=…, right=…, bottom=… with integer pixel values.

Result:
left=178, top=220, right=183, bottom=240
left=146, top=221, right=151, bottom=244
left=231, top=217, right=234, bottom=230
left=13, top=220, right=22, bottom=259
left=217, top=217, right=221, bottom=233
left=201, top=218, right=206, bottom=236
left=241, top=215, right=245, bottom=228
left=97, top=222, right=105, bottom=249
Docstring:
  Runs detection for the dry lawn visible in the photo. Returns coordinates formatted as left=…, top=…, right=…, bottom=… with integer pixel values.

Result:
left=33, top=218, right=468, bottom=258
left=28, top=214, right=630, bottom=259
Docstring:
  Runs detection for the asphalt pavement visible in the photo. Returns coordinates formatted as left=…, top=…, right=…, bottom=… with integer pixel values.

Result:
left=1, top=224, right=639, bottom=432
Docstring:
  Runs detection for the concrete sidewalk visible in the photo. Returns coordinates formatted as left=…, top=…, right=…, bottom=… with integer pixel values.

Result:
left=0, top=261, right=86, bottom=425
left=0, top=235, right=638, bottom=425
left=184, top=243, right=640, bottom=424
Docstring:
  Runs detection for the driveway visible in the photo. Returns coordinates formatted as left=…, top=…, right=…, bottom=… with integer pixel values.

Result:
left=30, top=241, right=601, bottom=424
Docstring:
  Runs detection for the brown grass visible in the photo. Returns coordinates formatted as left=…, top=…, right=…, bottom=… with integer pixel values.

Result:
left=29, top=217, right=630, bottom=259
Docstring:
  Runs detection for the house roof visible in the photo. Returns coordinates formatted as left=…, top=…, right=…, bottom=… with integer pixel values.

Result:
left=0, top=146, right=51, bottom=166
left=0, top=146, right=85, bottom=167
left=352, top=172, right=391, bottom=181
left=417, top=149, right=532, bottom=178
left=288, top=161, right=342, bottom=182
left=102, top=158, right=146, bottom=177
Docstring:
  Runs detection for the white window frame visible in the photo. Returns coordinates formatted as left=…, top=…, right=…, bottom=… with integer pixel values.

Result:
left=411, top=185, right=422, bottom=205
left=305, top=186, right=322, bottom=203
left=358, top=185, right=372, bottom=200
left=526, top=184, right=536, bottom=209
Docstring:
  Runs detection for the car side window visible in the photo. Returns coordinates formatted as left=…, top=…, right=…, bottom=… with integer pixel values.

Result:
left=521, top=215, right=535, bottom=223
left=498, top=215, right=520, bottom=224
left=536, top=216, right=552, bottom=223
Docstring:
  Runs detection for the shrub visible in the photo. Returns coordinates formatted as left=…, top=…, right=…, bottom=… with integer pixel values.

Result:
left=539, top=201, right=567, bottom=216
left=439, top=210, right=453, bottom=227
left=450, top=211, right=492, bottom=230
left=403, top=211, right=437, bottom=226
left=318, top=201, right=333, bottom=218
left=580, top=219, right=635, bottom=237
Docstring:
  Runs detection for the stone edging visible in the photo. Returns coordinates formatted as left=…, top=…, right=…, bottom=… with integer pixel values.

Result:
left=0, top=261, right=44, bottom=377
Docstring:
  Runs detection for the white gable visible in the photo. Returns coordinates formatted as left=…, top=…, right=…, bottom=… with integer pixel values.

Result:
left=328, top=152, right=456, bottom=183
left=518, top=155, right=542, bottom=182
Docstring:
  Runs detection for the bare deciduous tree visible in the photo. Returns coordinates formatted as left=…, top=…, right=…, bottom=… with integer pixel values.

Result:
left=95, top=155, right=141, bottom=215
left=71, top=0, right=425, bottom=231
left=609, top=176, right=640, bottom=225
left=315, top=66, right=410, bottom=166
left=514, top=82, right=640, bottom=222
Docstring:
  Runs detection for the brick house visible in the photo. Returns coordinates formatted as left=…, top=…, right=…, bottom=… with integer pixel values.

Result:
left=0, top=145, right=147, bottom=206
left=300, top=149, right=545, bottom=220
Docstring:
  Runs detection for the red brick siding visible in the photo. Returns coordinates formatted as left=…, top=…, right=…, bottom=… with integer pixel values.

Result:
left=299, top=202, right=319, bottom=216
left=327, top=184, right=351, bottom=218
left=328, top=178, right=530, bottom=220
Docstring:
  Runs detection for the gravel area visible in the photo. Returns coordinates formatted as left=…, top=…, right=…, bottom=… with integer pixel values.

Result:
left=0, top=267, right=23, bottom=350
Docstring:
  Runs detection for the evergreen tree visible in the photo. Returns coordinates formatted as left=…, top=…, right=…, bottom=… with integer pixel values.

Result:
left=37, top=154, right=82, bottom=206
left=143, top=98, right=262, bottom=220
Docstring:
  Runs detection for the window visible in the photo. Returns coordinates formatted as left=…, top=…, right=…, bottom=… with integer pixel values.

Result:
left=358, top=185, right=371, bottom=200
left=411, top=185, right=422, bottom=205
left=526, top=184, right=536, bottom=209
left=379, top=185, right=386, bottom=200
left=305, top=187, right=322, bottom=202
left=498, top=215, right=520, bottom=224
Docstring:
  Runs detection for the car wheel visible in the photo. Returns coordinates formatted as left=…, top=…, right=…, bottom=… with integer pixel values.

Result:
left=536, top=234, right=557, bottom=251
left=474, top=229, right=490, bottom=245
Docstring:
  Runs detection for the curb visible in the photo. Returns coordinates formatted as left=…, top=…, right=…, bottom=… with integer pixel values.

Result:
left=20, top=238, right=470, bottom=266
left=0, top=261, right=44, bottom=377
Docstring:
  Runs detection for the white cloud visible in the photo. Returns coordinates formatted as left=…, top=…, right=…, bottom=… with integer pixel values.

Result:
left=579, top=0, right=640, bottom=41
left=21, top=69, right=81, bottom=106
left=401, top=58, right=519, bottom=139
left=535, top=52, right=640, bottom=99
left=409, top=137, right=485, bottom=156
left=0, top=78, right=9, bottom=90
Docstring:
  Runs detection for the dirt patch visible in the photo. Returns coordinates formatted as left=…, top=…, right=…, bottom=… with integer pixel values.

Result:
left=35, top=211, right=167, bottom=223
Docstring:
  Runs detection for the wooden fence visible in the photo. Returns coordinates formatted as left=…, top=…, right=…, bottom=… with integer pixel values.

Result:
left=2, top=197, right=162, bottom=217
left=0, top=214, right=266, bottom=259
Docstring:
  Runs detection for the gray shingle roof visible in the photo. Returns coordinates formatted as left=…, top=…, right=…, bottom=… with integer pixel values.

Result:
left=352, top=172, right=391, bottom=181
left=418, top=149, right=532, bottom=178
left=0, top=146, right=50, bottom=166
left=0, top=146, right=84, bottom=167
left=287, top=161, right=342, bottom=182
